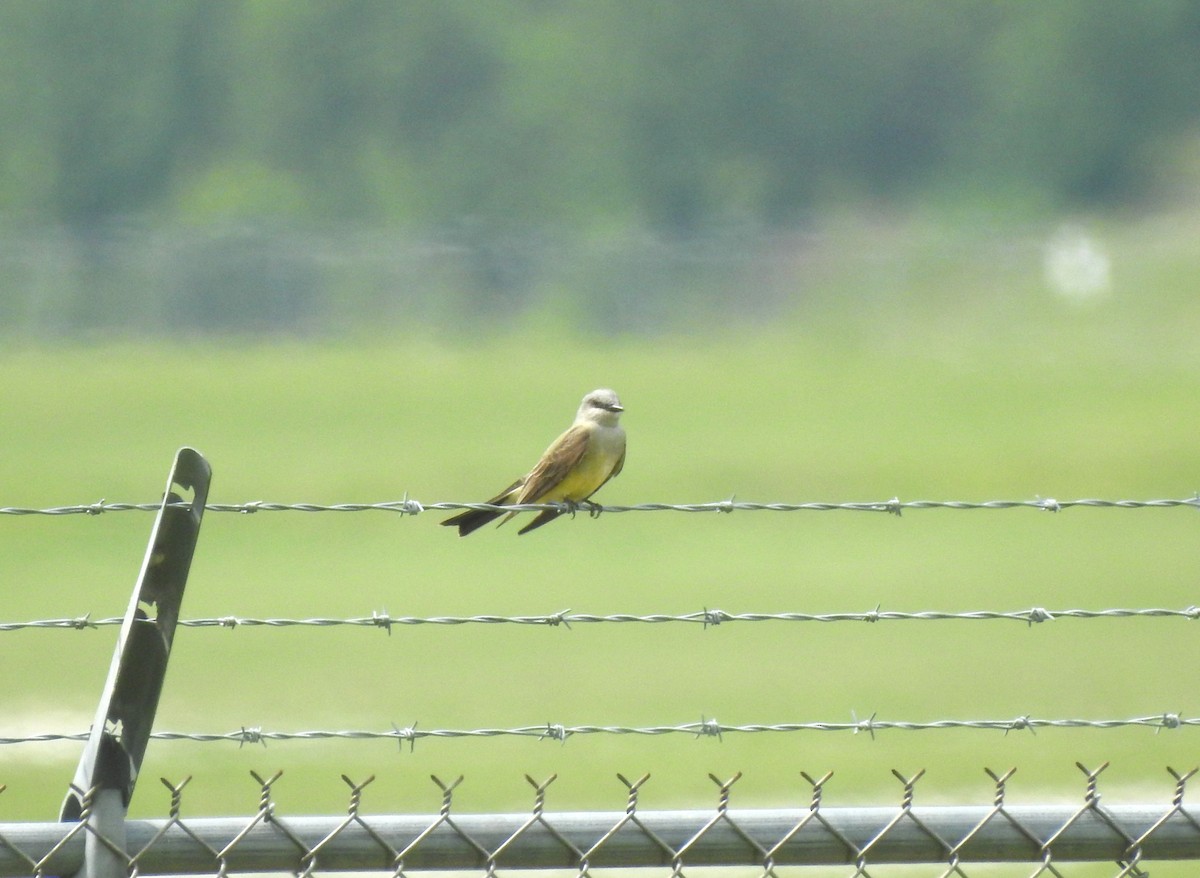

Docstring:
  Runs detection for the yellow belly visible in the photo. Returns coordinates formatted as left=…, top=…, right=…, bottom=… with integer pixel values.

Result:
left=539, top=450, right=613, bottom=502
left=532, top=425, right=624, bottom=504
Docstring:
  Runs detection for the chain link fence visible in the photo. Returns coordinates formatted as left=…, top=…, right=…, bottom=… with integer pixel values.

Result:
left=3, top=766, right=1200, bottom=876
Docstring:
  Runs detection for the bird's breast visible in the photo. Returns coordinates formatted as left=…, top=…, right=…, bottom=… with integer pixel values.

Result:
left=546, top=426, right=625, bottom=502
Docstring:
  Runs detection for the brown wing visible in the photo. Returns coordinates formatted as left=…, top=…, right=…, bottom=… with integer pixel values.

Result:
left=485, top=478, right=526, bottom=505
left=517, top=425, right=590, bottom=504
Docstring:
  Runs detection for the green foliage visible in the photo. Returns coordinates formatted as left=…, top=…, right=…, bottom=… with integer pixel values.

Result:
left=1, top=1, right=1198, bottom=230
left=2, top=2, right=1199, bottom=339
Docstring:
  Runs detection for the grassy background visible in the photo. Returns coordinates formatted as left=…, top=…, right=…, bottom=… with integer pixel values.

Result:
left=2, top=214, right=1199, bottom=877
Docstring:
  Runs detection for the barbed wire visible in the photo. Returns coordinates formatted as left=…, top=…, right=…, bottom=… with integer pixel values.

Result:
left=4, top=604, right=1199, bottom=634
left=3, top=713, right=1193, bottom=748
left=2, top=494, right=1200, bottom=517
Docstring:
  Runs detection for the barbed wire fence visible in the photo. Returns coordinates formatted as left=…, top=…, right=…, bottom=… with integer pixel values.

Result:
left=3, top=494, right=1200, bottom=517
left=5, top=604, right=1200, bottom=634
left=2, top=464, right=1199, bottom=875
left=3, top=714, right=1198, bottom=749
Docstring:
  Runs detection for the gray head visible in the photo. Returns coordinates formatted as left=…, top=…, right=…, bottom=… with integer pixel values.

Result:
left=576, top=388, right=624, bottom=425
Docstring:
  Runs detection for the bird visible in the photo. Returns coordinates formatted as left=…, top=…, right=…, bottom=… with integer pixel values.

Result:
left=442, top=388, right=626, bottom=536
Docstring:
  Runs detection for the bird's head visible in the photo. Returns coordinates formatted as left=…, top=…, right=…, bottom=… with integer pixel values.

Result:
left=578, top=388, right=624, bottom=425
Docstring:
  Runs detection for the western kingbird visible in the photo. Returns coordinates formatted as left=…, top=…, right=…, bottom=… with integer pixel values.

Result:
left=443, top=388, right=626, bottom=536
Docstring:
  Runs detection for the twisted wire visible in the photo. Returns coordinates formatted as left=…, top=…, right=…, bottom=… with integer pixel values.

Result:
left=2, top=495, right=1200, bottom=517
left=4, top=605, right=1198, bottom=633
left=3, top=713, right=1193, bottom=747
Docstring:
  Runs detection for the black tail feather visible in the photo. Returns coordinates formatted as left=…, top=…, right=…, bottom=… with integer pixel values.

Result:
left=442, top=508, right=505, bottom=537
left=517, top=510, right=561, bottom=535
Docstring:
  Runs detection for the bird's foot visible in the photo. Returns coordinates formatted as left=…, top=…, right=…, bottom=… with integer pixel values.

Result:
left=557, top=500, right=603, bottom=520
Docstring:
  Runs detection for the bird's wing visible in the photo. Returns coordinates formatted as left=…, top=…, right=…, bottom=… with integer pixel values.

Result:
left=517, top=425, right=590, bottom=503
left=485, top=478, right=526, bottom=505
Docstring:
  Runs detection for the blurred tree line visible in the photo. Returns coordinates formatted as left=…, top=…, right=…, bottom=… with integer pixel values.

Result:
left=0, top=1, right=1198, bottom=334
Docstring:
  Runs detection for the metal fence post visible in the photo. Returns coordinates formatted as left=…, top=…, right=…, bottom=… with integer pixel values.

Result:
left=59, top=448, right=211, bottom=878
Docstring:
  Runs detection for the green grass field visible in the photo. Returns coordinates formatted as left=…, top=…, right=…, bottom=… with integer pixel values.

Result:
left=3, top=213, right=1200, bottom=875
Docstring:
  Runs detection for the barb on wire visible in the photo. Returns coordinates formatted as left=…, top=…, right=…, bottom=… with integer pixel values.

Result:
left=5, top=605, right=1199, bottom=633
left=3, top=495, right=1200, bottom=517
left=3, top=713, right=1193, bottom=748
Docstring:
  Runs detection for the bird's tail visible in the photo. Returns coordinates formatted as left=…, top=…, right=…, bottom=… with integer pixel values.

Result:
left=441, top=507, right=506, bottom=537
left=516, top=509, right=561, bottom=535
left=442, top=480, right=524, bottom=537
